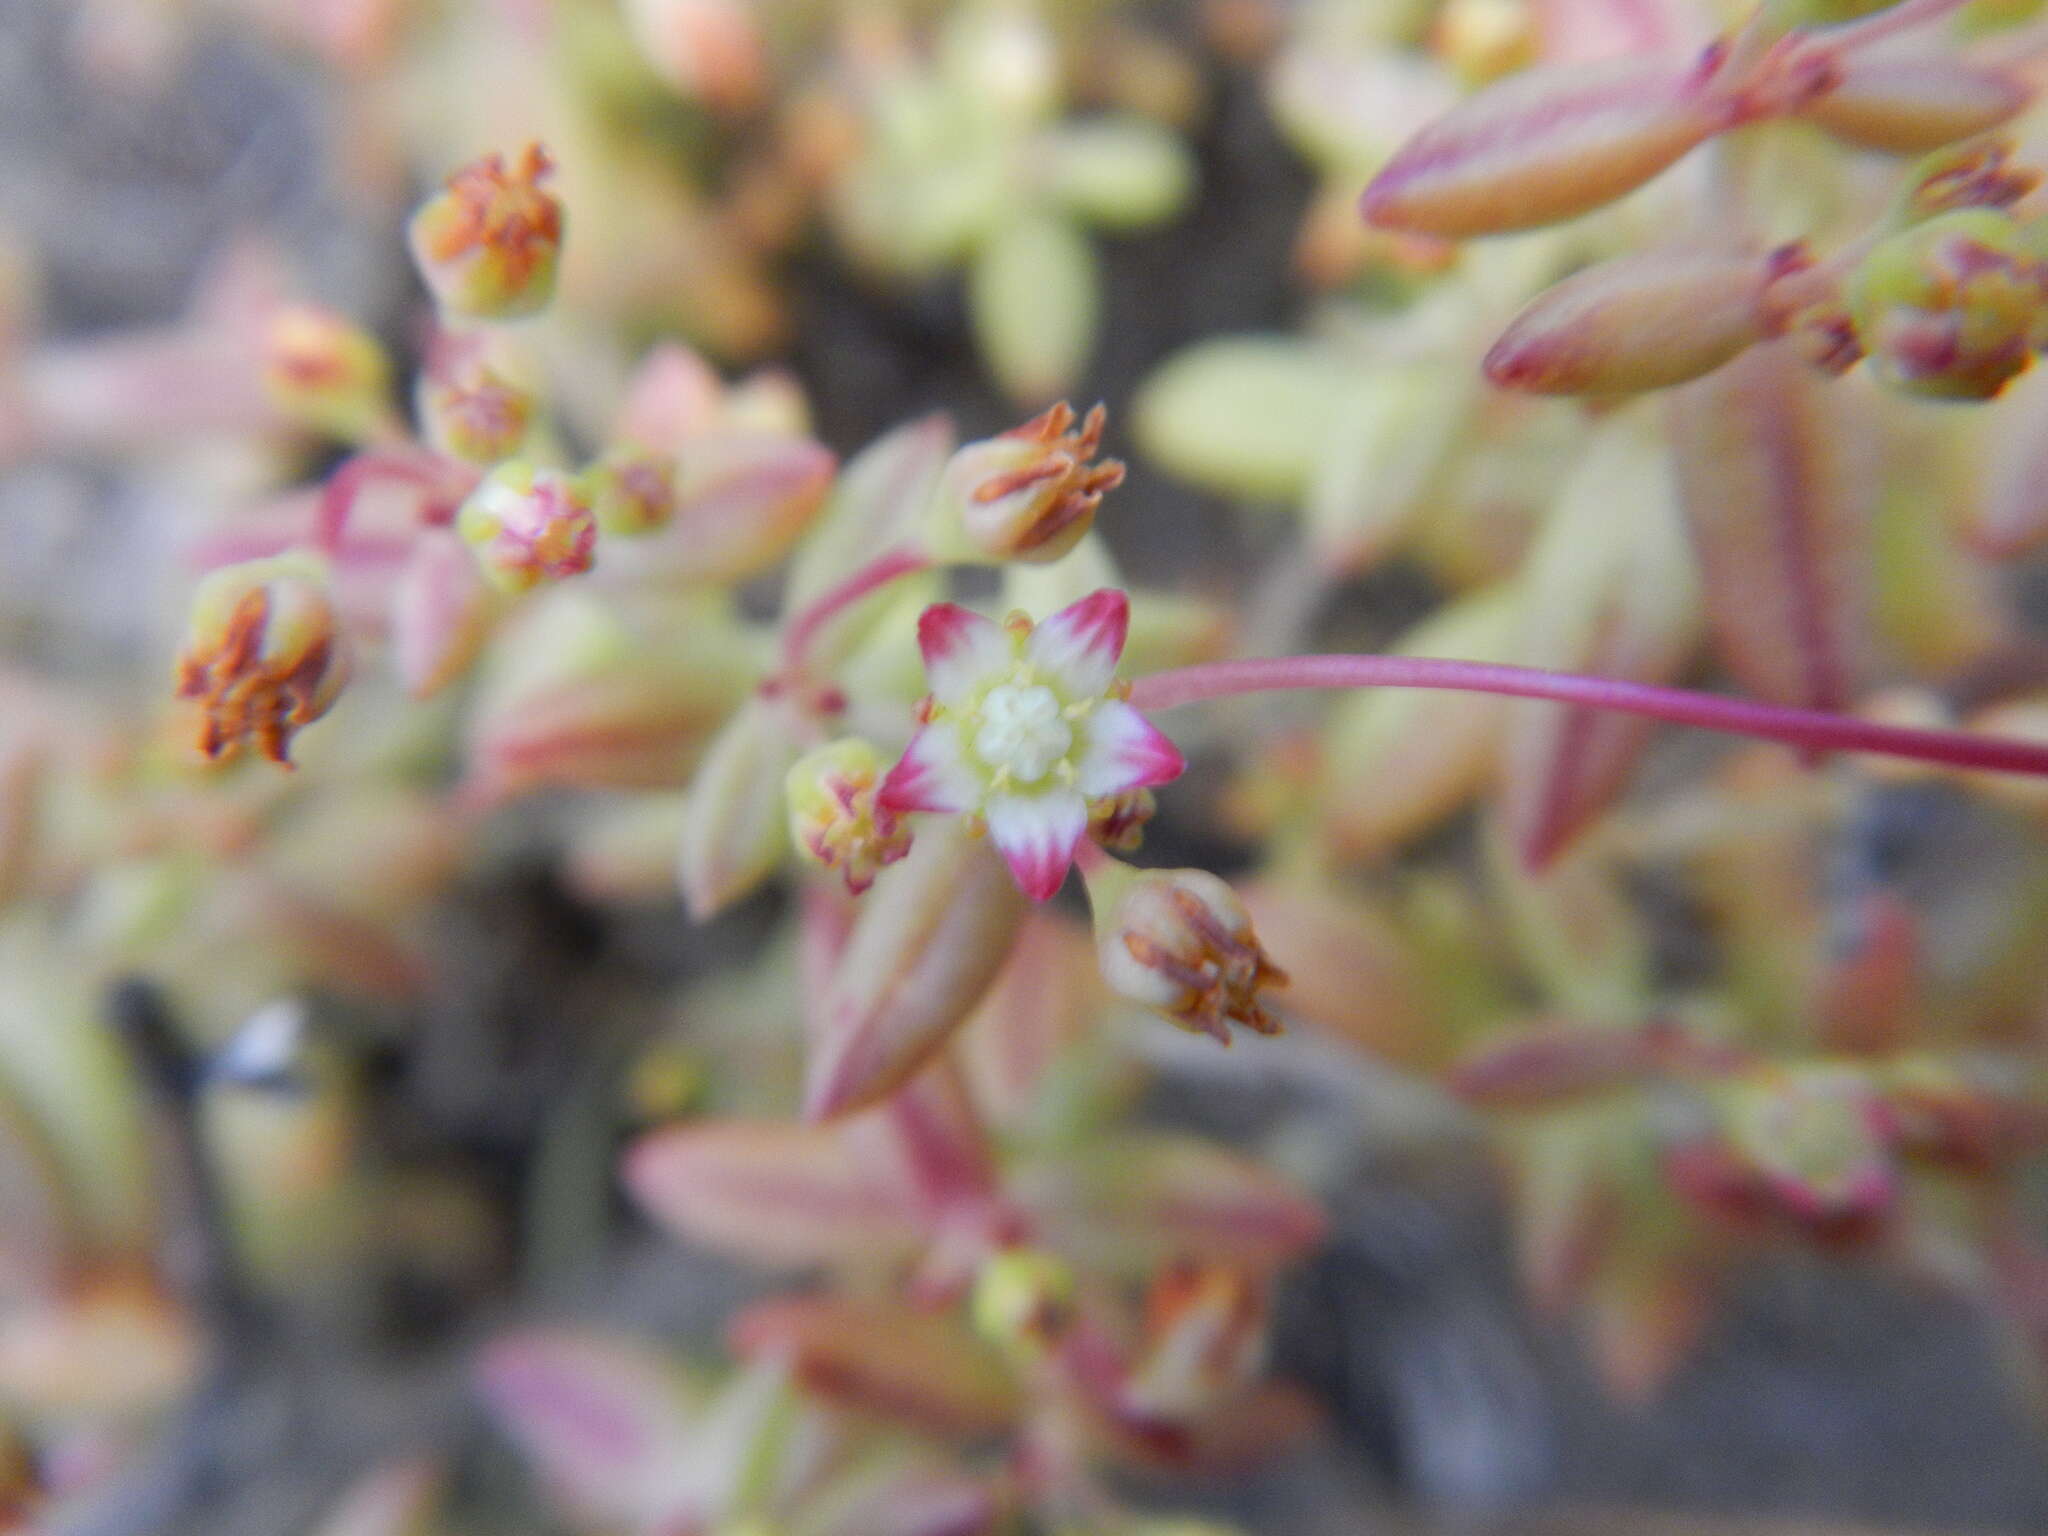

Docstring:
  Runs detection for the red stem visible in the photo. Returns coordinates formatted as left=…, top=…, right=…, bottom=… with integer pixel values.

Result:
left=1128, top=655, right=2048, bottom=779
left=779, top=545, right=932, bottom=672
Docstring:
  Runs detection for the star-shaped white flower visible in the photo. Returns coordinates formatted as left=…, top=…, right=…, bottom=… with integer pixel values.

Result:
left=878, top=589, right=1185, bottom=900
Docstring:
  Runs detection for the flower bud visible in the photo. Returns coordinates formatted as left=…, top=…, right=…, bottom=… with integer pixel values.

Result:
left=1799, top=55, right=2027, bottom=156
left=928, top=402, right=1125, bottom=564
left=1848, top=209, right=2048, bottom=399
left=1903, top=140, right=2040, bottom=223
left=1088, top=786, right=1156, bottom=852
left=583, top=450, right=678, bottom=537
left=389, top=529, right=496, bottom=700
left=260, top=303, right=392, bottom=441
left=786, top=738, right=914, bottom=896
left=174, top=551, right=351, bottom=765
left=1359, top=54, right=1724, bottom=237
left=971, top=1248, right=1076, bottom=1361
left=456, top=462, right=598, bottom=593
left=1484, top=248, right=1781, bottom=394
left=418, top=354, right=535, bottom=465
left=407, top=144, right=563, bottom=320
left=1086, top=862, right=1286, bottom=1044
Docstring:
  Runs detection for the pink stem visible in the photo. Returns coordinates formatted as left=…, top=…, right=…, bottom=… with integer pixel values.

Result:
left=313, top=449, right=465, bottom=556
left=1128, top=655, right=2048, bottom=779
left=779, top=545, right=932, bottom=672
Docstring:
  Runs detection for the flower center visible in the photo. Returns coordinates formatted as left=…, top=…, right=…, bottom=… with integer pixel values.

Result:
left=974, top=682, right=1072, bottom=784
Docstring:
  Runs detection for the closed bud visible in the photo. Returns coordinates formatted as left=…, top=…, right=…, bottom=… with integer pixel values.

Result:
left=1800, top=55, right=2027, bottom=156
left=456, top=462, right=598, bottom=593
left=971, top=1247, right=1076, bottom=1361
left=1903, top=140, right=2040, bottom=222
left=583, top=450, right=678, bottom=537
left=928, top=403, right=1124, bottom=565
left=678, top=697, right=801, bottom=919
left=174, top=551, right=351, bottom=765
left=407, top=144, right=563, bottom=320
left=261, top=303, right=392, bottom=441
left=615, top=433, right=835, bottom=583
left=1088, top=786, right=1156, bottom=852
left=1485, top=247, right=1783, bottom=394
left=786, top=738, right=913, bottom=896
left=1848, top=209, right=2048, bottom=399
left=417, top=352, right=535, bottom=465
left=1084, top=860, right=1286, bottom=1044
left=1359, top=53, right=1725, bottom=237
left=389, top=529, right=496, bottom=700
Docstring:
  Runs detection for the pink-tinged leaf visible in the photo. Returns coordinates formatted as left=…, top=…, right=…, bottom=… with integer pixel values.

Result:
left=310, top=1459, right=442, bottom=1536
left=917, top=603, right=1013, bottom=705
left=1800, top=55, right=2028, bottom=156
left=611, top=342, right=723, bottom=446
left=1533, top=0, right=1700, bottom=64
left=1484, top=248, right=1775, bottom=395
left=1969, top=362, right=2048, bottom=559
left=1359, top=53, right=1723, bottom=237
left=1585, top=1238, right=1719, bottom=1404
left=1237, top=878, right=1436, bottom=1069
left=1453, top=1017, right=1745, bottom=1107
left=956, top=914, right=1107, bottom=1131
left=1321, top=582, right=1523, bottom=854
left=878, top=724, right=981, bottom=816
left=1025, top=588, right=1129, bottom=698
left=1509, top=1113, right=1622, bottom=1317
left=884, top=1054, right=999, bottom=1217
left=474, top=1328, right=701, bottom=1528
left=1084, top=1377, right=1320, bottom=1474
left=1012, top=1133, right=1325, bottom=1276
left=794, top=1455, right=1002, bottom=1536
left=729, top=1296, right=1022, bottom=1439
left=1500, top=417, right=1702, bottom=867
left=612, top=432, right=835, bottom=586
left=983, top=790, right=1089, bottom=901
left=389, top=529, right=496, bottom=700
left=1072, top=699, right=1184, bottom=797
left=622, top=1119, right=925, bottom=1269
left=678, top=697, right=803, bottom=920
left=804, top=819, right=1029, bottom=1120
left=1667, top=340, right=1875, bottom=714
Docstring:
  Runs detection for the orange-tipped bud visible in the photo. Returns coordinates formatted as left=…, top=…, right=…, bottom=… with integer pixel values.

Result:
left=1086, top=861, right=1286, bottom=1044
left=929, top=403, right=1125, bottom=564
left=1848, top=209, right=2048, bottom=399
left=456, top=462, right=598, bottom=593
left=584, top=450, right=678, bottom=537
left=418, top=355, right=535, bottom=465
left=407, top=144, right=564, bottom=320
left=174, top=551, right=351, bottom=765
left=785, top=738, right=914, bottom=896
left=260, top=303, right=392, bottom=441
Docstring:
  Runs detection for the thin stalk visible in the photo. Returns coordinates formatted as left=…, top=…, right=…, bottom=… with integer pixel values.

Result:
left=1818, top=0, right=1975, bottom=54
left=1128, top=654, right=2048, bottom=778
left=778, top=545, right=933, bottom=673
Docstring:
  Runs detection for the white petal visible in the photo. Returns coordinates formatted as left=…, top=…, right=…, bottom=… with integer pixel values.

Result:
left=1073, top=699, right=1186, bottom=796
left=917, top=603, right=1013, bottom=705
left=984, top=790, right=1087, bottom=902
left=878, top=725, right=982, bottom=815
left=1025, top=589, right=1127, bottom=700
